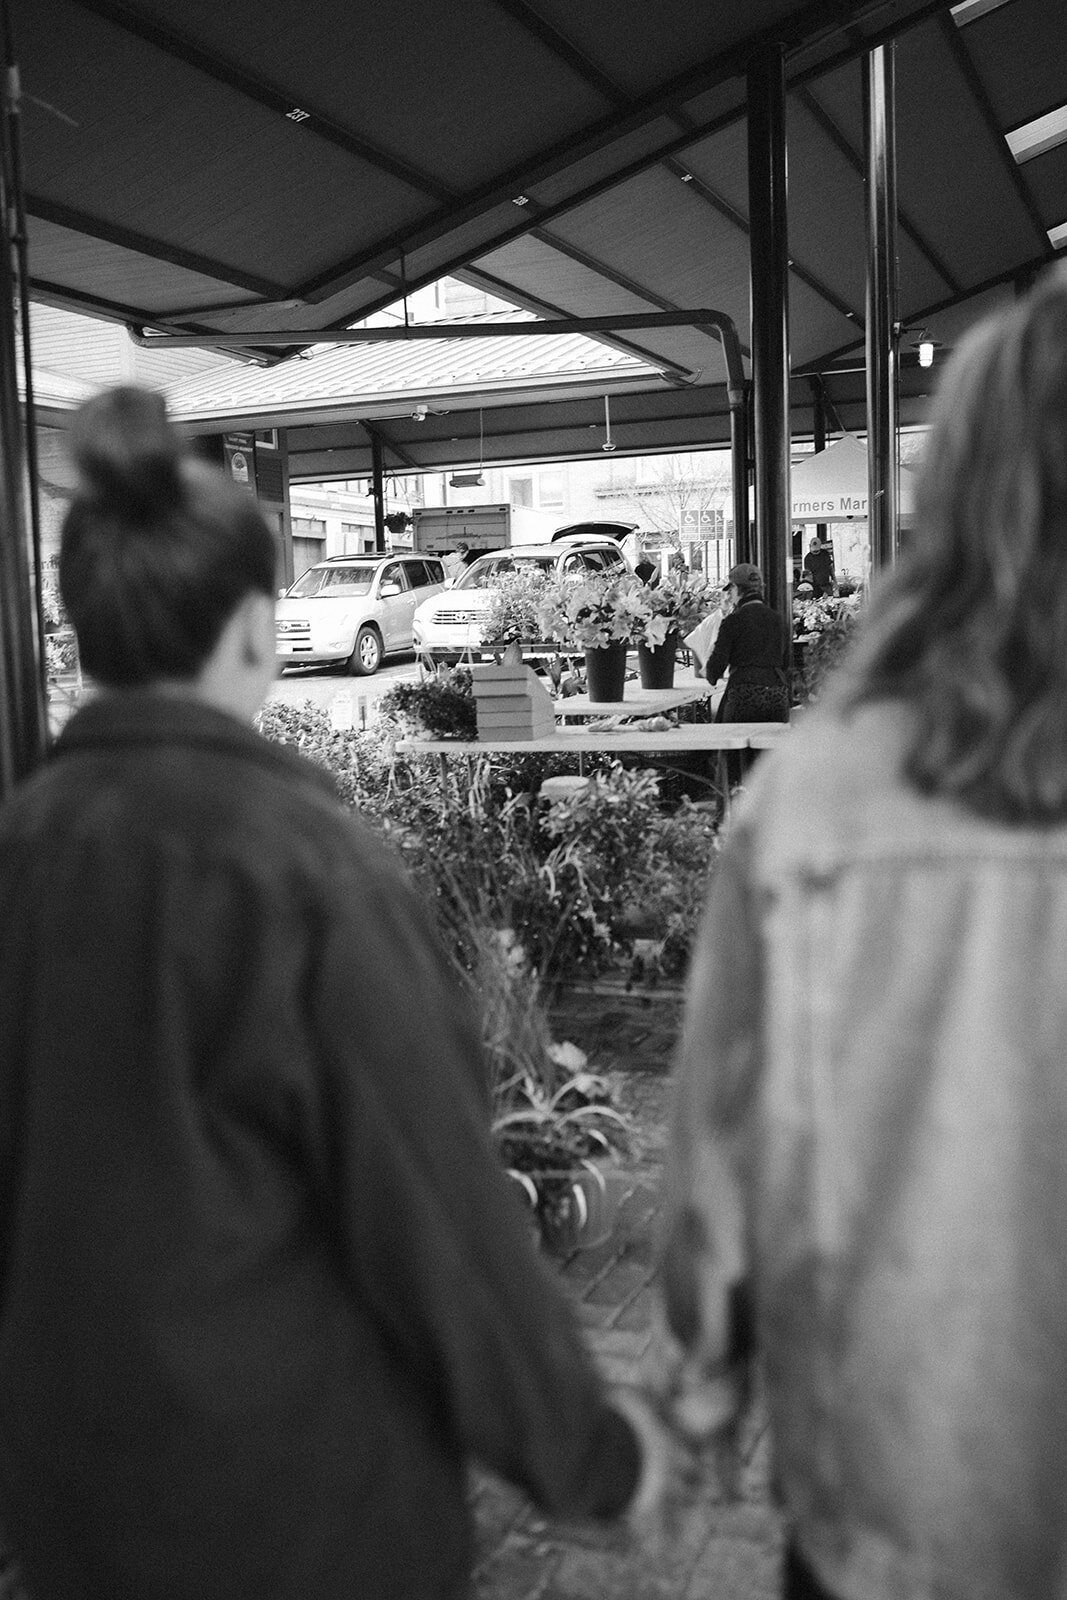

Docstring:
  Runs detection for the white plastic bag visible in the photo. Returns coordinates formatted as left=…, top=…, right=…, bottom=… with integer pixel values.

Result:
left=683, top=610, right=722, bottom=674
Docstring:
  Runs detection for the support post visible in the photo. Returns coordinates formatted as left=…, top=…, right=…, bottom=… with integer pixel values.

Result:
left=728, top=387, right=750, bottom=566
left=0, top=22, right=46, bottom=797
left=370, top=432, right=386, bottom=554
left=747, top=44, right=791, bottom=627
left=865, top=43, right=899, bottom=573
left=810, top=375, right=828, bottom=564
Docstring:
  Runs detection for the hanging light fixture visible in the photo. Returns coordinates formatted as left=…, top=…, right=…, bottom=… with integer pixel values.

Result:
left=901, top=324, right=942, bottom=368
left=602, top=394, right=617, bottom=452
left=450, top=406, right=485, bottom=487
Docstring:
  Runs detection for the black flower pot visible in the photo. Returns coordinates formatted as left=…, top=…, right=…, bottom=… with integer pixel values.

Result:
left=583, top=642, right=628, bottom=702
left=637, top=631, right=679, bottom=690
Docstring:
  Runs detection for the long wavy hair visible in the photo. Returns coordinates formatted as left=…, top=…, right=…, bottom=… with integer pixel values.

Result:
left=842, top=265, right=1067, bottom=822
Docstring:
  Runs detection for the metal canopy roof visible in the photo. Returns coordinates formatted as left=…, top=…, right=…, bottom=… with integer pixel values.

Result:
left=12, top=0, right=1064, bottom=462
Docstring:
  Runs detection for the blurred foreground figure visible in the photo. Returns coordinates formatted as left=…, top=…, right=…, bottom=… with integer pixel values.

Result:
left=0, top=388, right=667, bottom=1600
left=660, top=265, right=1067, bottom=1599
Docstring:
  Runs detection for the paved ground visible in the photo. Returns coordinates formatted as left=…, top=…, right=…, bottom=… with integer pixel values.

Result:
left=472, top=987, right=783, bottom=1600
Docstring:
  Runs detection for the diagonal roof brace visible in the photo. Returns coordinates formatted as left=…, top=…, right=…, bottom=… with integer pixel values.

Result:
left=128, top=309, right=748, bottom=404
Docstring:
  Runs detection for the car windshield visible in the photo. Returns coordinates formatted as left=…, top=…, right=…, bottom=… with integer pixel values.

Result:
left=456, top=554, right=555, bottom=590
left=287, top=564, right=376, bottom=598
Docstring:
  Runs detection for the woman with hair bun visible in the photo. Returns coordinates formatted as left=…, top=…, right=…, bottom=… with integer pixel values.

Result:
left=660, top=263, right=1067, bottom=1599
left=0, top=388, right=668, bottom=1600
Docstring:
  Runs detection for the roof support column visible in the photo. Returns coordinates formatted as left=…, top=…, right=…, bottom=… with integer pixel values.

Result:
left=747, top=43, right=791, bottom=625
left=0, top=22, right=46, bottom=797
left=729, top=389, right=750, bottom=566
left=370, top=432, right=386, bottom=554
left=810, top=375, right=829, bottom=548
left=864, top=42, right=899, bottom=572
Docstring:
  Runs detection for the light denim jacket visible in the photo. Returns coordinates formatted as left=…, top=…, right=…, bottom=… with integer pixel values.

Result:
left=664, top=700, right=1067, bottom=1600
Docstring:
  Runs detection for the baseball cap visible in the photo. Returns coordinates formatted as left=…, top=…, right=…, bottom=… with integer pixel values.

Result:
left=727, top=562, right=763, bottom=591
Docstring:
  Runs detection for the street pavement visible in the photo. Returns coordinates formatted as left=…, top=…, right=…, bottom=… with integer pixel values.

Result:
left=267, top=654, right=421, bottom=726
left=473, top=986, right=783, bottom=1600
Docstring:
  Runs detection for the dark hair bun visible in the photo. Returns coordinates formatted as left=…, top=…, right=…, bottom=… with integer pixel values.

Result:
left=70, top=385, right=186, bottom=522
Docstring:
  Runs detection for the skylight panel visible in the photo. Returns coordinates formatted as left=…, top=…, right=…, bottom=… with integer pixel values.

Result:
left=950, top=0, right=1014, bottom=22
left=1006, top=105, right=1067, bottom=163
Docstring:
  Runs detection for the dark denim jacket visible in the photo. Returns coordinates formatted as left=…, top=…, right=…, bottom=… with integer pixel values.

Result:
left=0, top=692, right=635, bottom=1600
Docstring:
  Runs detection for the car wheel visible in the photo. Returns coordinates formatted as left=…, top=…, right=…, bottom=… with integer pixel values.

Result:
left=348, top=625, right=383, bottom=676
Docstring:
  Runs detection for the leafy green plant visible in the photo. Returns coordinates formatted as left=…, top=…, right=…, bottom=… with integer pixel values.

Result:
left=256, top=708, right=722, bottom=984
left=378, top=666, right=478, bottom=740
left=481, top=568, right=549, bottom=646
left=794, top=594, right=863, bottom=706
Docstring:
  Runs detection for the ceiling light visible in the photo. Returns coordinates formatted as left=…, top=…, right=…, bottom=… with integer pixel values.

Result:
left=1006, top=103, right=1067, bottom=163
left=918, top=340, right=935, bottom=368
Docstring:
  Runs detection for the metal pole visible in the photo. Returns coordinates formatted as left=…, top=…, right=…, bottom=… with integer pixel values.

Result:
left=747, top=44, right=791, bottom=629
left=370, top=432, right=386, bottom=553
left=865, top=43, right=899, bottom=572
left=729, top=389, right=751, bottom=565
left=0, top=10, right=46, bottom=797
left=810, top=374, right=828, bottom=544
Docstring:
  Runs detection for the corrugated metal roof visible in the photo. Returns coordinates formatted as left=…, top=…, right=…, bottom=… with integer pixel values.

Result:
left=160, top=308, right=659, bottom=424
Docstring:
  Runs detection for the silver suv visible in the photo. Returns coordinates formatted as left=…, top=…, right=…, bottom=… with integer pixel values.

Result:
left=276, top=553, right=446, bottom=676
left=411, top=536, right=630, bottom=668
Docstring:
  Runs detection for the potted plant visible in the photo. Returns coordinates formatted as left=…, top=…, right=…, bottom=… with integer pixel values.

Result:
left=384, top=510, right=411, bottom=535
left=379, top=666, right=478, bottom=739
left=493, top=1046, right=632, bottom=1254
left=480, top=567, right=550, bottom=665
left=535, top=572, right=649, bottom=702
left=632, top=571, right=715, bottom=689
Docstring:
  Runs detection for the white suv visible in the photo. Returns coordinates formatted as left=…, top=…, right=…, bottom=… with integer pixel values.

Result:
left=276, top=553, right=446, bottom=676
left=412, top=536, right=630, bottom=668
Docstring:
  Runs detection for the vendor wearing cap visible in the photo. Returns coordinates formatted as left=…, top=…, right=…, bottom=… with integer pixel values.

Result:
left=704, top=563, right=790, bottom=725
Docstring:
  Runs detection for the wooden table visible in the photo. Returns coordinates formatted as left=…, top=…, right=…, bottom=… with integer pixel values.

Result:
left=397, top=720, right=789, bottom=809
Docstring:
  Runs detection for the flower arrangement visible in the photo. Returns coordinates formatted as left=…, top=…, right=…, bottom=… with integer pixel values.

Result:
left=634, top=570, right=715, bottom=649
left=793, top=591, right=864, bottom=705
left=792, top=591, right=859, bottom=643
left=480, top=567, right=550, bottom=646
left=534, top=570, right=652, bottom=651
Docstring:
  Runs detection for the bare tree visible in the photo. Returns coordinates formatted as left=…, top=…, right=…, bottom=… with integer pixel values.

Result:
left=596, top=453, right=733, bottom=571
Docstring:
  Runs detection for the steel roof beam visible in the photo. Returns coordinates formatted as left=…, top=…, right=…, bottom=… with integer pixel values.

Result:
left=27, top=194, right=289, bottom=300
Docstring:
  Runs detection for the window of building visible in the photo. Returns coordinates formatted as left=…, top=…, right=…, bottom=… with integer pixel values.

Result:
left=510, top=477, right=533, bottom=508
left=539, top=469, right=564, bottom=508
left=291, top=517, right=326, bottom=540
left=340, top=521, right=370, bottom=554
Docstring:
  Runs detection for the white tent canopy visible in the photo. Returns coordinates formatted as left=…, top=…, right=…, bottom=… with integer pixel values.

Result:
left=791, top=433, right=916, bottom=522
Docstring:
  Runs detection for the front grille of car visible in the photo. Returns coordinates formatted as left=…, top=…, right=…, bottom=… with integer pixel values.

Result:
left=432, top=606, right=485, bottom=625
left=276, top=620, right=312, bottom=652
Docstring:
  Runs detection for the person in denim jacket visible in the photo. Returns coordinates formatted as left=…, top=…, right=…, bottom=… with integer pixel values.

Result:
left=659, top=263, right=1067, bottom=1600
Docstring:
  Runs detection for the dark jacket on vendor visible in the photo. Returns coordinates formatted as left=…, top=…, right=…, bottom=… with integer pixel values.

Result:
left=0, top=693, right=639, bottom=1600
left=705, top=586, right=789, bottom=724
